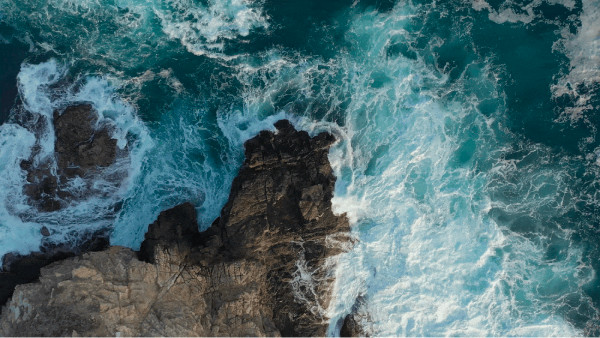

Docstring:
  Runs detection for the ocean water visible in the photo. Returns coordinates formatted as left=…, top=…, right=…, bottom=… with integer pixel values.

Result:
left=1, top=0, right=599, bottom=335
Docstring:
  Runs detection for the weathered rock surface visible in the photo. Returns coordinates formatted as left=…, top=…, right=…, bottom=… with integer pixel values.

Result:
left=21, top=104, right=118, bottom=211
left=1, top=120, right=352, bottom=336
left=0, top=231, right=110, bottom=314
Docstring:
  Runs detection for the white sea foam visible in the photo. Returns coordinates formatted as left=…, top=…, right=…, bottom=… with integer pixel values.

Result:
left=547, top=0, right=576, bottom=10
left=467, top=0, right=598, bottom=123
left=472, top=0, right=578, bottom=24
left=16, top=60, right=65, bottom=158
left=552, top=0, right=600, bottom=121
left=471, top=0, right=536, bottom=23
left=153, top=0, right=269, bottom=57
left=470, top=0, right=600, bottom=123
left=0, top=0, right=269, bottom=71
left=0, top=124, right=43, bottom=260
left=325, top=5, right=589, bottom=334
left=324, top=6, right=587, bottom=335
left=0, top=0, right=156, bottom=70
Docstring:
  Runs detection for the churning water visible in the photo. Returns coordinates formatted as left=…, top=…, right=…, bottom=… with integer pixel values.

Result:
left=1, top=0, right=600, bottom=335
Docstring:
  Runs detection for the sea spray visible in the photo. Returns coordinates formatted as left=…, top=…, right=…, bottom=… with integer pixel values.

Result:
left=0, top=124, right=41, bottom=259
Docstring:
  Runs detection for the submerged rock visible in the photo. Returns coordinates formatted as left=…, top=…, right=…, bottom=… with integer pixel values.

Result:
left=40, top=226, right=50, bottom=237
left=21, top=104, right=118, bottom=211
left=0, top=120, right=353, bottom=336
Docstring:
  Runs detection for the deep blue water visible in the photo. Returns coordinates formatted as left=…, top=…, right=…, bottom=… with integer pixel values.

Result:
left=1, top=0, right=599, bottom=335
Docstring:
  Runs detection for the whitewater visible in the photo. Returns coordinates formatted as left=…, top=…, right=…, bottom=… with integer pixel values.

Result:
left=1, top=0, right=600, bottom=335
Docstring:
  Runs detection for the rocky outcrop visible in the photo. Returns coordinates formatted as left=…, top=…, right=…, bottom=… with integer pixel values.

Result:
left=213, top=119, right=351, bottom=335
left=53, top=104, right=117, bottom=177
left=21, top=104, right=118, bottom=211
left=0, top=120, right=352, bottom=336
left=339, top=295, right=372, bottom=337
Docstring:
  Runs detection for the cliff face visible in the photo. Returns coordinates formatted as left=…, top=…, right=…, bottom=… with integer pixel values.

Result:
left=0, top=120, right=351, bottom=336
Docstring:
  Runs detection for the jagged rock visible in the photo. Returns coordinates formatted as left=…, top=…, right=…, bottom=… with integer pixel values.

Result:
left=21, top=104, right=118, bottom=211
left=21, top=159, right=62, bottom=212
left=0, top=120, right=352, bottom=336
left=53, top=104, right=117, bottom=177
left=340, top=295, right=372, bottom=337
left=138, top=202, right=202, bottom=264
left=218, top=119, right=350, bottom=335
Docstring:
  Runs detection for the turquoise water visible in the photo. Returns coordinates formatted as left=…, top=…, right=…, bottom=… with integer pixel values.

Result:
left=1, top=0, right=600, bottom=335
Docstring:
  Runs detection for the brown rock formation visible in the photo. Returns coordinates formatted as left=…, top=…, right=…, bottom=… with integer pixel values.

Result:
left=53, top=104, right=117, bottom=177
left=21, top=104, right=118, bottom=211
left=339, top=295, right=372, bottom=337
left=0, top=120, right=351, bottom=336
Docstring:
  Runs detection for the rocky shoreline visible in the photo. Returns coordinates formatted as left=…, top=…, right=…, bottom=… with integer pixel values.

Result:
left=0, top=117, right=365, bottom=336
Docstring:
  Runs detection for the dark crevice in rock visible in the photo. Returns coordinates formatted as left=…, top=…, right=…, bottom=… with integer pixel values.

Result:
left=138, top=202, right=205, bottom=264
